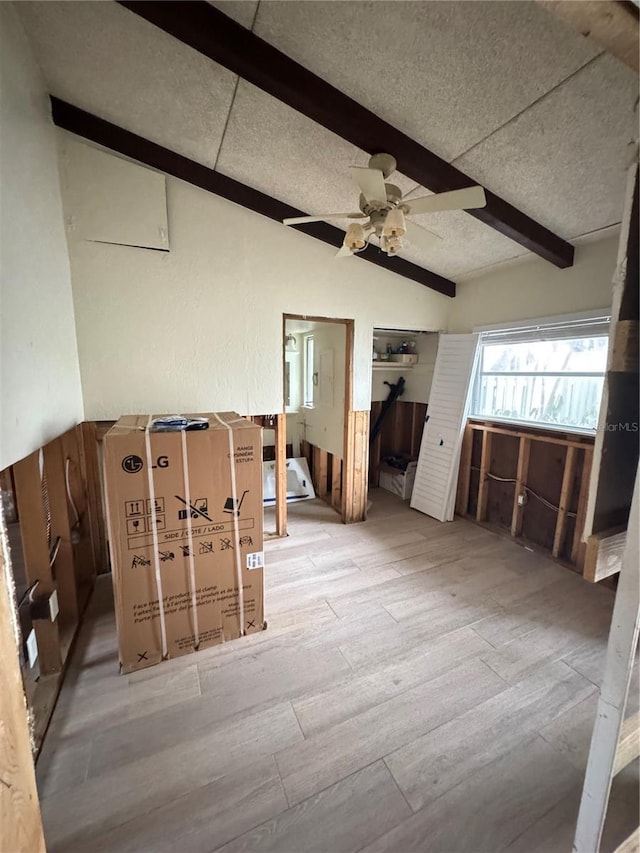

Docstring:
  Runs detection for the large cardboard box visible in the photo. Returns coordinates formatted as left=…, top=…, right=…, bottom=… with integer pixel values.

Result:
left=104, top=413, right=264, bottom=673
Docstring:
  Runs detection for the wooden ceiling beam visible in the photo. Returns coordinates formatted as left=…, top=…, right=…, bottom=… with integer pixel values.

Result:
left=50, top=98, right=456, bottom=297
left=538, top=1, right=639, bottom=72
left=118, top=0, right=575, bottom=269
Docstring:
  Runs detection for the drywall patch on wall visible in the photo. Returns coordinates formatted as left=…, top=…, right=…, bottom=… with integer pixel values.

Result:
left=0, top=7, right=83, bottom=470
left=59, top=134, right=451, bottom=420
left=448, top=234, right=618, bottom=333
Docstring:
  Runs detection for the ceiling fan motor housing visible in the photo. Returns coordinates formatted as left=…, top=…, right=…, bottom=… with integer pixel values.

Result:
left=360, top=183, right=403, bottom=219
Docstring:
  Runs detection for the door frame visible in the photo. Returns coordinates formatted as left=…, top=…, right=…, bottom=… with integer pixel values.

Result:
left=283, top=314, right=368, bottom=524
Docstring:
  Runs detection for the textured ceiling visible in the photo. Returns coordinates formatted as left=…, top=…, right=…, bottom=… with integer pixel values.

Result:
left=16, top=0, right=639, bottom=282
left=454, top=53, right=638, bottom=239
left=16, top=1, right=237, bottom=169
left=252, top=0, right=601, bottom=162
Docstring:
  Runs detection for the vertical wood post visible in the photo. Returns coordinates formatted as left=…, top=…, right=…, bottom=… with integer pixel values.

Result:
left=572, top=446, right=594, bottom=566
left=13, top=452, right=61, bottom=675
left=275, top=413, right=287, bottom=537
left=317, top=449, right=328, bottom=498
left=476, top=431, right=493, bottom=522
left=80, top=422, right=107, bottom=574
left=455, top=425, right=473, bottom=516
left=342, top=411, right=369, bottom=523
left=511, top=437, right=531, bottom=537
left=331, top=457, right=342, bottom=511
left=553, top=445, right=577, bottom=558
left=43, top=439, right=78, bottom=628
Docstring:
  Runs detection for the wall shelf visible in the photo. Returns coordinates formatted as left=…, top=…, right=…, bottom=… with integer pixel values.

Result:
left=371, top=363, right=415, bottom=371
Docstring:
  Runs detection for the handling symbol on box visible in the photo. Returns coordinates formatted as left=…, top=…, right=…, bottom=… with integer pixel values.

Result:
left=131, top=554, right=151, bottom=568
left=176, top=496, right=211, bottom=521
left=220, top=538, right=233, bottom=550
left=159, top=550, right=174, bottom=562
left=180, top=545, right=192, bottom=557
left=127, top=518, right=146, bottom=535
left=223, top=490, right=249, bottom=517
left=239, top=535, right=253, bottom=548
left=199, top=541, right=214, bottom=555
left=125, top=500, right=145, bottom=518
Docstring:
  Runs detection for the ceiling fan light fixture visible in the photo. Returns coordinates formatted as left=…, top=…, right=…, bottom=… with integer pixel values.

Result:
left=383, top=207, right=406, bottom=238
left=344, top=222, right=366, bottom=251
left=381, top=235, right=403, bottom=256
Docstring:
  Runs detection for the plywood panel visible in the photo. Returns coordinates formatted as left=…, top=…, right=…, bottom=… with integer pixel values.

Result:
left=0, top=517, right=46, bottom=853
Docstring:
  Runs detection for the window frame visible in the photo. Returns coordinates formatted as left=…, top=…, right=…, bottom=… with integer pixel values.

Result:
left=470, top=313, right=611, bottom=435
left=303, top=334, right=315, bottom=408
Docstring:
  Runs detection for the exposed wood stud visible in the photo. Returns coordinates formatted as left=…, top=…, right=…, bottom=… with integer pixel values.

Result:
left=80, top=422, right=107, bottom=575
left=317, top=450, right=329, bottom=498
left=552, top=445, right=577, bottom=558
left=60, top=430, right=95, bottom=607
left=51, top=98, right=455, bottom=297
left=572, top=446, right=594, bottom=566
left=331, top=457, right=342, bottom=511
left=610, top=320, right=639, bottom=373
left=342, top=411, right=369, bottom=523
left=468, top=420, right=594, bottom=450
left=275, top=413, right=287, bottom=537
left=511, top=437, right=531, bottom=538
left=456, top=426, right=473, bottom=516
left=42, top=439, right=79, bottom=627
left=118, top=0, right=575, bottom=269
left=13, top=452, right=62, bottom=676
left=476, top=431, right=493, bottom=522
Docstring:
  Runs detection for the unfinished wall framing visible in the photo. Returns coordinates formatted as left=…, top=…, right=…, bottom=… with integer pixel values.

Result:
left=2, top=423, right=105, bottom=752
left=456, top=419, right=595, bottom=569
left=582, top=163, right=639, bottom=582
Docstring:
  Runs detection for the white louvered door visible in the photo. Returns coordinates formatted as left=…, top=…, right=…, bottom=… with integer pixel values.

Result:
left=410, top=334, right=479, bottom=522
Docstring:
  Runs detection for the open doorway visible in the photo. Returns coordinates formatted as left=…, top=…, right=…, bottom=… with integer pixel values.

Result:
left=278, top=314, right=354, bottom=528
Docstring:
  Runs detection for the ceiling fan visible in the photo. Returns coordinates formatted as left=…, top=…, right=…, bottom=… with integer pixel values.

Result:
left=282, top=153, right=487, bottom=259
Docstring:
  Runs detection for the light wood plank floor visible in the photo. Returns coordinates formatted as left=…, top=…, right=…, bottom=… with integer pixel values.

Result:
left=36, top=490, right=639, bottom=852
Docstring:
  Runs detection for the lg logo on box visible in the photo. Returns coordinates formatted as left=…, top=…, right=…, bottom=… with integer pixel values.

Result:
left=121, top=455, right=169, bottom=473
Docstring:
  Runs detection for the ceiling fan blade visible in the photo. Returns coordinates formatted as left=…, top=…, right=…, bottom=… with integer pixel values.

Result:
left=350, top=166, right=387, bottom=204
left=335, top=244, right=356, bottom=259
left=283, top=212, right=365, bottom=226
left=403, top=186, right=487, bottom=215
left=405, top=220, right=443, bottom=251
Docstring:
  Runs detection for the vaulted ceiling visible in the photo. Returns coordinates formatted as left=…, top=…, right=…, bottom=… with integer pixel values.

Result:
left=17, top=0, right=639, bottom=289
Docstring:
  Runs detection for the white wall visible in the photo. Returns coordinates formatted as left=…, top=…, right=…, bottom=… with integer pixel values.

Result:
left=371, top=332, right=440, bottom=404
left=58, top=134, right=451, bottom=420
left=0, top=6, right=83, bottom=470
left=448, top=235, right=617, bottom=333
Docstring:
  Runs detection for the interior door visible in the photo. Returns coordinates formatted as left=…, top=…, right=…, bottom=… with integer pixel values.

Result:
left=411, top=333, right=479, bottom=522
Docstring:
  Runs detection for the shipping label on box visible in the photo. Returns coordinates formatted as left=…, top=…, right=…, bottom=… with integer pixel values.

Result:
left=104, top=413, right=264, bottom=673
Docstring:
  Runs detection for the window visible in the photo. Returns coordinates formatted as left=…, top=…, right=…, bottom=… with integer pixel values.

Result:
left=471, top=317, right=610, bottom=432
left=303, top=335, right=315, bottom=407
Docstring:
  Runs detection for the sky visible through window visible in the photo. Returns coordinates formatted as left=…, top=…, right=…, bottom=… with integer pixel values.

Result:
left=473, top=336, right=608, bottom=430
